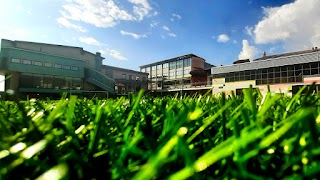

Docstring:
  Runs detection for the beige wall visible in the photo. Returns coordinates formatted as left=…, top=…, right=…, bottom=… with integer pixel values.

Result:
left=211, top=79, right=297, bottom=95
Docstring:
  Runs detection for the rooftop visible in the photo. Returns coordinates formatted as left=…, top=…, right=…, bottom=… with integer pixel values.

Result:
left=103, top=65, right=148, bottom=75
left=140, top=53, right=205, bottom=68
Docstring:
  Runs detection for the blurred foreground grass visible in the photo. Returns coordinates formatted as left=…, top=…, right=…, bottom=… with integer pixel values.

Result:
left=1, top=86, right=320, bottom=179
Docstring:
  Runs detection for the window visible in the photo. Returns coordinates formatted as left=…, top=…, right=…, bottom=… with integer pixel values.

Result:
left=169, top=72, right=175, bottom=77
left=163, top=63, right=168, bottom=68
left=129, top=75, right=133, bottom=80
left=157, top=64, right=162, bottom=69
left=152, top=66, right=156, bottom=70
left=141, top=68, right=145, bottom=72
left=22, top=59, right=32, bottom=65
left=146, top=67, right=150, bottom=72
left=163, top=72, right=168, bottom=77
left=34, top=61, right=43, bottom=66
left=176, top=70, right=182, bottom=76
left=63, top=65, right=71, bottom=70
left=44, top=62, right=53, bottom=67
left=169, top=61, right=176, bottom=70
left=184, top=58, right=191, bottom=67
left=122, top=74, right=126, bottom=79
left=136, top=76, right=140, bottom=81
left=176, top=60, right=183, bottom=69
left=72, top=66, right=79, bottom=71
left=54, top=64, right=62, bottom=69
left=11, top=58, right=20, bottom=63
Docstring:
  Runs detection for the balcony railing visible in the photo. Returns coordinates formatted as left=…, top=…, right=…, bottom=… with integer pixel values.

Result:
left=85, top=67, right=115, bottom=94
left=162, top=81, right=212, bottom=90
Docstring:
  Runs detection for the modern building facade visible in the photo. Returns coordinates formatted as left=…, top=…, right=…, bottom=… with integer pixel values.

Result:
left=101, top=65, right=148, bottom=95
left=0, top=39, right=115, bottom=98
left=140, top=54, right=213, bottom=93
left=211, top=48, right=320, bottom=95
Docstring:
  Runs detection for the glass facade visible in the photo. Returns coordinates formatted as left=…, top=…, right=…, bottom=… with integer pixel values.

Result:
left=20, top=73, right=82, bottom=89
left=213, top=62, right=320, bottom=85
left=184, top=58, right=191, bottom=67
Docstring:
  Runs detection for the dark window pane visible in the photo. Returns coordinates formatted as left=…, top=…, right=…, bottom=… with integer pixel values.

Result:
left=262, top=74, right=267, bottom=79
left=288, top=77, right=295, bottom=82
left=303, top=70, right=310, bottom=75
left=281, top=77, right=288, bottom=83
left=256, top=79, right=261, bottom=85
left=296, top=76, right=303, bottom=82
left=262, top=79, right=267, bottom=84
left=295, top=64, right=302, bottom=70
left=288, top=71, right=294, bottom=76
left=287, top=66, right=294, bottom=71
left=295, top=70, right=302, bottom=76
left=20, top=73, right=33, bottom=88
left=281, top=71, right=287, bottom=77
left=311, top=68, right=318, bottom=75
left=268, top=73, right=274, bottom=78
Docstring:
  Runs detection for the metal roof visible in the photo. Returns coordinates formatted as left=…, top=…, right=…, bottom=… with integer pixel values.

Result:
left=211, top=50, right=320, bottom=75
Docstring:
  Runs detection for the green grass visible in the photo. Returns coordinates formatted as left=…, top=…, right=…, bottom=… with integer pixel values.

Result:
left=0, top=86, right=320, bottom=179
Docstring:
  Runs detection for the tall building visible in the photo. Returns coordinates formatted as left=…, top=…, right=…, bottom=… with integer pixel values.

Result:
left=140, top=54, right=213, bottom=93
left=101, top=65, right=148, bottom=95
left=211, top=48, right=320, bottom=95
left=0, top=39, right=115, bottom=98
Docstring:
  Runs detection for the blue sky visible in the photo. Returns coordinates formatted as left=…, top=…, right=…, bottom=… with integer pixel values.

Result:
left=0, top=0, right=319, bottom=71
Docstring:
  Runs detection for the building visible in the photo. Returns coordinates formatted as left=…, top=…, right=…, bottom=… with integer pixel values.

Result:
left=211, top=48, right=320, bottom=95
left=140, top=54, right=213, bottom=94
left=0, top=39, right=115, bottom=99
left=101, top=65, right=148, bottom=95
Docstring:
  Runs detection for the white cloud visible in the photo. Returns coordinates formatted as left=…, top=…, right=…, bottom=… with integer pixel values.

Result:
left=120, top=30, right=147, bottom=39
left=245, top=26, right=253, bottom=36
left=172, top=13, right=182, bottom=20
left=59, top=0, right=135, bottom=28
left=168, top=33, right=176, bottom=37
left=253, top=0, right=320, bottom=50
left=238, top=39, right=259, bottom=60
left=170, top=18, right=174, bottom=22
left=217, top=34, right=230, bottom=43
left=57, top=17, right=87, bottom=32
left=129, top=0, right=152, bottom=20
left=233, top=40, right=238, bottom=44
left=162, top=26, right=170, bottom=31
left=150, top=21, right=158, bottom=28
left=152, top=11, right=159, bottom=16
left=103, top=49, right=127, bottom=60
left=79, top=36, right=101, bottom=46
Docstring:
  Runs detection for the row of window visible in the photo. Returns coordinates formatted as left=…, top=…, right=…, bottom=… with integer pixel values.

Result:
left=150, top=69, right=191, bottom=79
left=121, top=74, right=147, bottom=81
left=20, top=73, right=82, bottom=89
left=141, top=58, right=191, bottom=73
left=11, top=58, right=80, bottom=71
left=213, top=62, right=320, bottom=85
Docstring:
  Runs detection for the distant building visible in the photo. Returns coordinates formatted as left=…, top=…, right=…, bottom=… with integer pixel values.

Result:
left=0, top=39, right=115, bottom=98
left=139, top=54, right=213, bottom=94
left=101, top=65, right=148, bottom=95
left=211, top=48, right=320, bottom=95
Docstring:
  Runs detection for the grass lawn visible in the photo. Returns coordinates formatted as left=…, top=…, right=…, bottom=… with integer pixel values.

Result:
left=1, top=85, right=320, bottom=179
